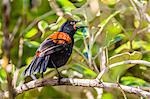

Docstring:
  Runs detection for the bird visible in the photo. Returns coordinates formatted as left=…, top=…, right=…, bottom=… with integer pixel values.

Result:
left=23, top=20, right=84, bottom=79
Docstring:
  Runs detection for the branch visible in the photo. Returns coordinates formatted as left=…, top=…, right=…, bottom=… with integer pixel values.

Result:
left=96, top=60, right=150, bottom=80
left=48, top=0, right=64, bottom=17
left=2, top=0, right=15, bottom=99
left=3, top=78, right=150, bottom=98
left=109, top=60, right=150, bottom=68
left=48, top=0, right=73, bottom=19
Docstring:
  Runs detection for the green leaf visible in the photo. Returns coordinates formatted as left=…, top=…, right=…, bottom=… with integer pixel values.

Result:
left=24, top=40, right=40, bottom=48
left=49, top=23, right=59, bottom=31
left=102, top=93, right=114, bottom=99
left=106, top=20, right=122, bottom=34
left=109, top=34, right=125, bottom=46
left=56, top=0, right=76, bottom=12
left=38, top=20, right=49, bottom=33
left=72, top=0, right=100, bottom=22
left=104, top=19, right=122, bottom=47
left=42, top=17, right=66, bottom=39
left=0, top=67, right=6, bottom=83
left=17, top=88, right=40, bottom=99
left=0, top=22, right=1, bottom=30
left=120, top=76, right=150, bottom=87
left=98, top=10, right=121, bottom=28
left=71, top=63, right=97, bottom=78
left=38, top=86, right=70, bottom=99
left=24, top=28, right=38, bottom=38
left=102, top=51, right=142, bottom=82
left=115, top=41, right=150, bottom=53
left=16, top=67, right=27, bottom=86
left=74, top=28, right=88, bottom=40
left=101, top=0, right=120, bottom=6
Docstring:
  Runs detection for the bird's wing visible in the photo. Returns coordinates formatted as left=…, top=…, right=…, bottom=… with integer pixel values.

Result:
left=36, top=38, right=65, bottom=57
left=23, top=32, right=72, bottom=76
left=36, top=32, right=72, bottom=57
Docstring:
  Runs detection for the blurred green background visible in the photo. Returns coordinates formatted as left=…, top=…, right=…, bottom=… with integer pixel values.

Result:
left=0, top=0, right=150, bottom=99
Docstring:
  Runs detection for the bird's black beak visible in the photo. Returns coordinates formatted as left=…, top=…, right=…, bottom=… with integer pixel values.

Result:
left=76, top=26, right=87, bottom=29
left=74, top=20, right=87, bottom=30
left=74, top=20, right=81, bottom=23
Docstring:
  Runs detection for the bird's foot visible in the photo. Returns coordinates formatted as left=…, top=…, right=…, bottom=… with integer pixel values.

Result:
left=41, top=72, right=44, bottom=78
left=58, top=74, right=63, bottom=84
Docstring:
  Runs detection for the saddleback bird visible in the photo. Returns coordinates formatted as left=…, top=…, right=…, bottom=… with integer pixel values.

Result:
left=23, top=20, right=83, bottom=79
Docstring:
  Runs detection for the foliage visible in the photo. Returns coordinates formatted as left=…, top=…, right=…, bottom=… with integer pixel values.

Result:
left=0, top=0, right=150, bottom=99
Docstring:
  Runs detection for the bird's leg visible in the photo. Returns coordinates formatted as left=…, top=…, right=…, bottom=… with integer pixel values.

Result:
left=41, top=72, right=44, bottom=78
left=51, top=60, right=63, bottom=83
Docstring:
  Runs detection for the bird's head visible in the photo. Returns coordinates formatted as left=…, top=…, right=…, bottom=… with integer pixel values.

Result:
left=59, top=20, right=84, bottom=37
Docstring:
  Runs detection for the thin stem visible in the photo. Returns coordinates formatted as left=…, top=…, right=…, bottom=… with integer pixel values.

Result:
left=10, top=17, right=22, bottom=42
left=73, top=46, right=89, bottom=64
left=83, top=10, right=92, bottom=69
left=93, top=10, right=122, bottom=46
left=117, top=82, right=127, bottom=99
left=129, top=0, right=142, bottom=51
left=96, top=60, right=150, bottom=81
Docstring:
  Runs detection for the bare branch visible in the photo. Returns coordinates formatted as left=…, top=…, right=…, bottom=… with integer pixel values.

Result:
left=2, top=0, right=15, bottom=99
left=109, top=60, right=150, bottom=68
left=3, top=78, right=150, bottom=98
left=96, top=60, right=150, bottom=84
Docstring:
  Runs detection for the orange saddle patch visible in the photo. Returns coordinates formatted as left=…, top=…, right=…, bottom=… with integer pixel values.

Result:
left=36, top=51, right=41, bottom=57
left=49, top=32, right=71, bottom=44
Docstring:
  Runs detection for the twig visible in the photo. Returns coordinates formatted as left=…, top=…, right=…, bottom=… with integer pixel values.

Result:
left=117, top=82, right=127, bottom=99
left=48, top=0, right=64, bottom=17
left=109, top=60, right=150, bottom=68
left=82, top=11, right=92, bottom=69
left=137, top=26, right=150, bottom=34
left=129, top=0, right=141, bottom=20
left=73, top=46, right=89, bottom=64
left=93, top=10, right=122, bottom=45
left=3, top=78, right=150, bottom=98
left=10, top=17, right=22, bottom=42
left=12, top=69, right=19, bottom=88
left=92, top=60, right=100, bottom=73
left=94, top=87, right=103, bottom=99
left=99, top=48, right=107, bottom=71
left=84, top=89, right=94, bottom=99
left=129, top=0, right=142, bottom=50
left=17, top=38, right=24, bottom=67
left=96, top=60, right=150, bottom=81
left=96, top=67, right=108, bottom=81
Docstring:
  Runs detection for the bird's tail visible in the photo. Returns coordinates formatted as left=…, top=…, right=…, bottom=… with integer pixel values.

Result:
left=23, top=56, right=50, bottom=77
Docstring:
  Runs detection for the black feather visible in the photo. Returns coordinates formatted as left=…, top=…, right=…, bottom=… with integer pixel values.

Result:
left=42, top=56, right=50, bottom=72
left=34, top=58, right=43, bottom=73
left=23, top=57, right=37, bottom=76
left=23, top=20, right=81, bottom=78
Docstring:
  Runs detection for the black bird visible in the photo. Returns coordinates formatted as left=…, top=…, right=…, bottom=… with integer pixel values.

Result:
left=23, top=20, right=83, bottom=78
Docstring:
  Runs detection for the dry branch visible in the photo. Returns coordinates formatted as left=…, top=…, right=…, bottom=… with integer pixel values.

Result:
left=3, top=78, right=150, bottom=98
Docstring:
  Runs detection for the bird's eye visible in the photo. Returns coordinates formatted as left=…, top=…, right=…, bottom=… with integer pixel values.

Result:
left=70, top=21, right=75, bottom=25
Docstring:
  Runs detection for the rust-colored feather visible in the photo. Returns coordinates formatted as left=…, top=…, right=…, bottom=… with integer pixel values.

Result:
left=48, top=32, right=71, bottom=44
